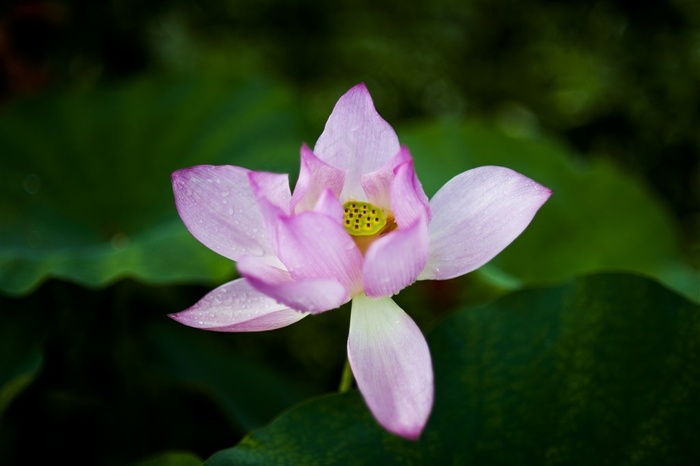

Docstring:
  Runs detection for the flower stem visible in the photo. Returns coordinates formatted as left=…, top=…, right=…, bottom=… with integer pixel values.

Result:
left=338, top=358, right=354, bottom=393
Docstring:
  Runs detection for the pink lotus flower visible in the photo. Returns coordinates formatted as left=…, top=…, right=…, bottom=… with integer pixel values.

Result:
left=170, top=84, right=551, bottom=440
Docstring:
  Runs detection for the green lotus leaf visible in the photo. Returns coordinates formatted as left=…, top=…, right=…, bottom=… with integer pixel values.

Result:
left=402, top=121, right=698, bottom=302
left=207, top=273, right=700, bottom=465
left=0, top=76, right=302, bottom=295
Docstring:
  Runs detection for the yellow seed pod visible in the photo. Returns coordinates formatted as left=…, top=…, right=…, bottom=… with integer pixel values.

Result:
left=342, top=201, right=387, bottom=236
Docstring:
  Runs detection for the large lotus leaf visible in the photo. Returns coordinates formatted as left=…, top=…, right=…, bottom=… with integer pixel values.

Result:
left=0, top=76, right=303, bottom=295
left=207, top=273, right=700, bottom=465
left=401, top=121, right=698, bottom=302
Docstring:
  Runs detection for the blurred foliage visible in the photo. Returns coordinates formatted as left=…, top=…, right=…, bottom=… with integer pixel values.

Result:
left=2, top=1, right=698, bottom=239
left=210, top=273, right=700, bottom=466
left=132, top=451, right=203, bottom=466
left=1, top=77, right=696, bottom=301
left=402, top=121, right=698, bottom=302
left=0, top=75, right=301, bottom=294
left=1, top=0, right=699, bottom=464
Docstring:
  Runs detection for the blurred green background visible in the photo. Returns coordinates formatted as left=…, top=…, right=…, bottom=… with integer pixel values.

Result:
left=0, top=1, right=698, bottom=465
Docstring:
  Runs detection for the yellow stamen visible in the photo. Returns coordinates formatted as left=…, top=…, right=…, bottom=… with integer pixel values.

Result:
left=342, top=201, right=387, bottom=236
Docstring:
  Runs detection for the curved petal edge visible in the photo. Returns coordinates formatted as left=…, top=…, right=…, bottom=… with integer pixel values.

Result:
left=347, top=295, right=434, bottom=440
left=314, top=83, right=400, bottom=200
left=237, top=256, right=350, bottom=314
left=172, top=165, right=272, bottom=261
left=168, top=278, right=307, bottom=332
left=363, top=218, right=430, bottom=298
left=421, top=166, right=552, bottom=280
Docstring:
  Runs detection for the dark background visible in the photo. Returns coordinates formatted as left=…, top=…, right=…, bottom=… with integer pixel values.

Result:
left=1, top=1, right=697, bottom=464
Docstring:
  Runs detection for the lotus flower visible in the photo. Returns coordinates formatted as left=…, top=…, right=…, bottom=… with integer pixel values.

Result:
left=169, top=84, right=551, bottom=440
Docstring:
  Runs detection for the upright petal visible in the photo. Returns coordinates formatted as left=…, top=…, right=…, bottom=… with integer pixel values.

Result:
left=389, top=154, right=431, bottom=228
left=348, top=295, right=433, bottom=440
left=168, top=278, right=306, bottom=332
left=360, top=147, right=411, bottom=211
left=237, top=255, right=349, bottom=313
left=314, top=83, right=400, bottom=200
left=291, top=145, right=346, bottom=213
left=363, top=218, right=430, bottom=298
left=172, top=165, right=272, bottom=260
left=420, top=166, right=552, bottom=280
left=311, top=188, right=346, bottom=223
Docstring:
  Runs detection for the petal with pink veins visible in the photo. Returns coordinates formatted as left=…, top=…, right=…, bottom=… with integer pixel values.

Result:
left=312, top=189, right=346, bottom=223
left=389, top=155, right=431, bottom=228
left=237, top=255, right=350, bottom=314
left=276, top=211, right=364, bottom=295
left=360, top=147, right=411, bottom=210
left=363, top=218, right=430, bottom=298
left=248, top=170, right=292, bottom=214
left=348, top=294, right=433, bottom=441
left=314, top=83, right=400, bottom=199
left=168, top=278, right=306, bottom=331
left=420, top=166, right=552, bottom=280
left=172, top=165, right=273, bottom=261
left=291, top=145, right=346, bottom=213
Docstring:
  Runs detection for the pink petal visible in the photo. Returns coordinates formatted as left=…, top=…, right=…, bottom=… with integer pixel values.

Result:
left=172, top=165, right=273, bottom=261
left=363, top=218, right=430, bottom=298
left=248, top=170, right=292, bottom=215
left=237, top=255, right=349, bottom=313
left=421, top=166, right=552, bottom=280
left=291, top=145, right=346, bottom=213
left=311, top=189, right=345, bottom=223
left=389, top=153, right=431, bottom=228
left=168, top=278, right=306, bottom=332
left=348, top=295, right=433, bottom=440
left=276, top=211, right=363, bottom=295
left=249, top=173, right=291, bottom=249
left=360, top=147, right=411, bottom=210
left=314, top=83, right=400, bottom=200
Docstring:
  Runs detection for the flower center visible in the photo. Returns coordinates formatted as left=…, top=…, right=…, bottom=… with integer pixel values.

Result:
left=343, top=201, right=386, bottom=236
